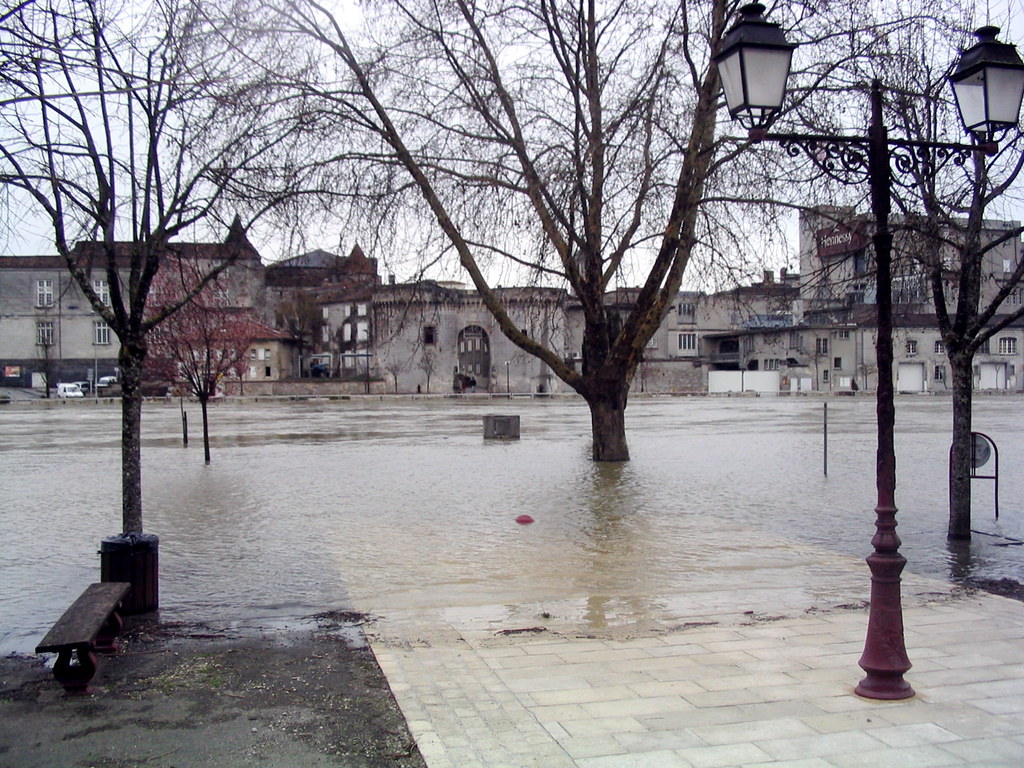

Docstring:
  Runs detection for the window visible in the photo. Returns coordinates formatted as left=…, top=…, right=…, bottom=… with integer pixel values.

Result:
left=322, top=307, right=329, bottom=319
left=248, top=365, right=258, bottom=378
left=815, top=337, right=828, bottom=355
left=764, top=358, right=781, bottom=371
left=833, top=357, right=842, bottom=370
left=423, top=325, right=437, bottom=345
left=264, top=366, right=272, bottom=377
left=36, top=321, right=54, bottom=346
left=322, top=325, right=330, bottom=342
left=677, top=302, right=696, bottom=319
left=36, top=279, right=54, bottom=307
left=822, top=369, right=830, bottom=382
left=94, top=321, right=111, bottom=345
left=357, top=303, right=367, bottom=316
left=979, top=339, right=990, bottom=354
left=677, top=332, right=697, bottom=352
left=837, top=330, right=850, bottom=339
left=998, top=337, right=1017, bottom=355
left=934, top=340, right=945, bottom=355
left=646, top=335, right=659, bottom=349
left=934, top=365, right=945, bottom=381
left=356, top=321, right=368, bottom=342
left=905, top=339, right=918, bottom=356
left=92, top=279, right=109, bottom=305
left=250, top=349, right=257, bottom=360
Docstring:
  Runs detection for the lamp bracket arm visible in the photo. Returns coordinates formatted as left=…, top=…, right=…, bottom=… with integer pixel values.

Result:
left=752, top=131, right=992, bottom=188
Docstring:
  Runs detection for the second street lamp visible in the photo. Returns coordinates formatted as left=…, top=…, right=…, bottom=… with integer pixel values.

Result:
left=715, top=3, right=1024, bottom=700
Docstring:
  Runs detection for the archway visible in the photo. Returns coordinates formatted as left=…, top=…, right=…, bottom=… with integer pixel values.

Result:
left=457, top=325, right=490, bottom=391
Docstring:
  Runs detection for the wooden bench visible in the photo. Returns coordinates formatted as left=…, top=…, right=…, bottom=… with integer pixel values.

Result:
left=35, top=582, right=131, bottom=694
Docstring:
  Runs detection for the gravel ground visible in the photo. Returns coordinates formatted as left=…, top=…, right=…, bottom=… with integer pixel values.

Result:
left=0, top=612, right=426, bottom=768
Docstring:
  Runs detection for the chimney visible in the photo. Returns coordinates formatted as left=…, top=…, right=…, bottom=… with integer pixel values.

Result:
left=764, top=269, right=774, bottom=284
left=389, top=274, right=396, bottom=285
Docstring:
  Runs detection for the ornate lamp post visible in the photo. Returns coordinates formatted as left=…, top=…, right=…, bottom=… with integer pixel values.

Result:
left=715, top=3, right=1024, bottom=700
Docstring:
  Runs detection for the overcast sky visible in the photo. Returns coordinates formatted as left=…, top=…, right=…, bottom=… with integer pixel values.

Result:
left=3, top=0, right=1023, bottom=290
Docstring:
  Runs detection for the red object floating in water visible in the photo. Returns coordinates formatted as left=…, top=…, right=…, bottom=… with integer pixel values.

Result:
left=516, top=515, right=534, bottom=525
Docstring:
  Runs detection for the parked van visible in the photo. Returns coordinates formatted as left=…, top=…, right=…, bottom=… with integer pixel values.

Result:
left=56, top=383, right=85, bottom=398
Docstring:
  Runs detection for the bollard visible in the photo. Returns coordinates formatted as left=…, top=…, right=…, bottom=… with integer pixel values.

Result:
left=483, top=414, right=520, bottom=439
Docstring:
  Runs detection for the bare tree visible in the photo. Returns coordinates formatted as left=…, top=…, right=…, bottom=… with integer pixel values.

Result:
left=384, top=359, right=405, bottom=393
left=417, top=349, right=436, bottom=393
left=0, top=0, right=306, bottom=534
left=148, top=261, right=262, bottom=463
left=276, top=292, right=323, bottom=374
left=251, top=0, right=909, bottom=460
left=36, top=326, right=54, bottom=398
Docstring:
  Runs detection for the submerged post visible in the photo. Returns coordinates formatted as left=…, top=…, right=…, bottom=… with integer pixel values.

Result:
left=823, top=402, right=828, bottom=476
left=483, top=414, right=521, bottom=439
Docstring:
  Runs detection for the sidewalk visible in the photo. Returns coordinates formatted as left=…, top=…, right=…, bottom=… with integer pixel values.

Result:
left=364, top=572, right=1024, bottom=767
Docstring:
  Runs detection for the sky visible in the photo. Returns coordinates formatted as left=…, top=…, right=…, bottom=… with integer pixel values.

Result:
left=2, top=0, right=1023, bottom=291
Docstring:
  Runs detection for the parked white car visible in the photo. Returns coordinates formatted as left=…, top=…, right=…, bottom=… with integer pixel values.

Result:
left=56, top=383, right=85, bottom=398
left=96, top=375, right=119, bottom=390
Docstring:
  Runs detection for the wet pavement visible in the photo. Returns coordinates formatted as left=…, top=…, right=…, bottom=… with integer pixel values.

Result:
left=366, top=576, right=1024, bottom=767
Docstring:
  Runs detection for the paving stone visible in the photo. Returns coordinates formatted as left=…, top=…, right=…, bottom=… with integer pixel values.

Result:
left=675, top=742, right=775, bottom=767
left=361, top=560, right=1024, bottom=767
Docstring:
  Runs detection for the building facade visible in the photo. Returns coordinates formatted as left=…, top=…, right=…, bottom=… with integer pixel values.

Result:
left=4, top=208, right=1021, bottom=396
left=0, top=222, right=270, bottom=390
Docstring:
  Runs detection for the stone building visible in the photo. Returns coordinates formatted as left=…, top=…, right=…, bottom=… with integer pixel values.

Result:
left=5, top=207, right=1020, bottom=397
left=706, top=208, right=1024, bottom=394
left=370, top=281, right=568, bottom=394
left=0, top=221, right=267, bottom=390
left=265, top=245, right=380, bottom=379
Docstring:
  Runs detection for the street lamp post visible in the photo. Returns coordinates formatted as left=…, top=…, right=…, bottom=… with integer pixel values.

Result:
left=716, top=3, right=1024, bottom=700
left=506, top=361, right=510, bottom=397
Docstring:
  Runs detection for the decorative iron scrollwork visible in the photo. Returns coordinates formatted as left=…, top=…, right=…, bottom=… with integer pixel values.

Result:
left=764, top=133, right=975, bottom=190
left=888, top=142, right=973, bottom=189
left=777, top=136, right=870, bottom=185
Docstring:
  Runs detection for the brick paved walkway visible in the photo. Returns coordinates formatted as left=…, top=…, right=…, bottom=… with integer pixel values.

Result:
left=365, top=561, right=1024, bottom=767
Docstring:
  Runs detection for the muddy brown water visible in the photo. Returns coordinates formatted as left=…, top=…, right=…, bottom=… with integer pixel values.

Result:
left=2, top=395, right=1022, bottom=654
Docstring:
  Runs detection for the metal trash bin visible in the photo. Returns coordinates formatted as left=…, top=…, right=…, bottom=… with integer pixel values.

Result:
left=100, top=533, right=159, bottom=614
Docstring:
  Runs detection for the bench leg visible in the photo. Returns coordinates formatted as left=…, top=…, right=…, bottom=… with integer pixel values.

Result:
left=94, top=610, right=124, bottom=654
left=52, top=647, right=98, bottom=695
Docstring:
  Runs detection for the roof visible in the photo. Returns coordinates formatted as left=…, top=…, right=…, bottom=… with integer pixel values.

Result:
left=264, top=244, right=379, bottom=289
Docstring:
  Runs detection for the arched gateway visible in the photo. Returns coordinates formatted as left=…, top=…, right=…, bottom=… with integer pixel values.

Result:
left=457, top=325, right=490, bottom=390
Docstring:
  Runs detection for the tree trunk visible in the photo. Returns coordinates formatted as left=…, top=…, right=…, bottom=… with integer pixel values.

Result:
left=948, top=354, right=974, bottom=540
left=200, top=395, right=212, bottom=464
left=119, top=341, right=146, bottom=534
left=587, top=388, right=629, bottom=461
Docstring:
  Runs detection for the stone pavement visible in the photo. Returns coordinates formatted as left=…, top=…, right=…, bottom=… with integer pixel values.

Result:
left=363, top=564, right=1024, bottom=768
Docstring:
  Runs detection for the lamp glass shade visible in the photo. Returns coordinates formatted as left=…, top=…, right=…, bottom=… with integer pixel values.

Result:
left=950, top=26, right=1024, bottom=141
left=718, top=48, right=745, bottom=118
left=986, top=66, right=1024, bottom=125
left=741, top=47, right=792, bottom=113
left=953, top=66, right=1024, bottom=137
left=714, top=3, right=795, bottom=131
left=717, top=41, right=792, bottom=129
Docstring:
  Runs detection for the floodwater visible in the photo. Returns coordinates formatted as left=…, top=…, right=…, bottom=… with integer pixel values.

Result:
left=1, top=394, right=1022, bottom=654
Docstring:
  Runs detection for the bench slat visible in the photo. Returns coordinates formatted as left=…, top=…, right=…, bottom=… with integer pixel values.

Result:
left=36, top=582, right=131, bottom=653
